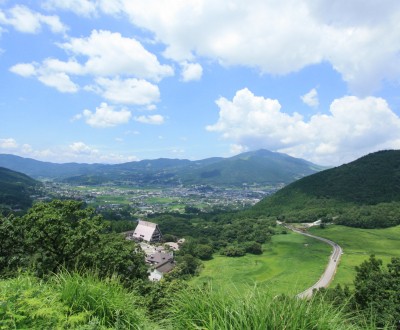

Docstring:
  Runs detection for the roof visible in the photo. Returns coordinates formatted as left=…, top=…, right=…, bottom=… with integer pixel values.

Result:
left=146, top=252, right=173, bottom=265
left=156, top=261, right=175, bottom=274
left=132, top=220, right=162, bottom=242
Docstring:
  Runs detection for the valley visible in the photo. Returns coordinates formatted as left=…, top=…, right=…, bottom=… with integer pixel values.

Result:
left=42, top=181, right=277, bottom=215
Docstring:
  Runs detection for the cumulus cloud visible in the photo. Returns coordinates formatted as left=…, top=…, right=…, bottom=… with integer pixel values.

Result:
left=207, top=88, right=400, bottom=165
left=77, top=103, right=132, bottom=128
left=87, top=77, right=160, bottom=105
left=9, top=63, right=37, bottom=77
left=134, top=114, right=165, bottom=125
left=69, top=141, right=98, bottom=155
left=180, top=61, right=203, bottom=82
left=0, top=138, right=18, bottom=149
left=0, top=5, right=67, bottom=34
left=59, top=30, right=173, bottom=81
left=38, top=71, right=79, bottom=93
left=77, top=0, right=399, bottom=95
left=10, top=61, right=79, bottom=93
left=301, top=88, right=319, bottom=108
left=10, top=29, right=173, bottom=99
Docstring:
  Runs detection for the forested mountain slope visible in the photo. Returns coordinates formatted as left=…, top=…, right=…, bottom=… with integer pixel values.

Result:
left=251, top=150, right=400, bottom=228
left=0, top=167, right=41, bottom=211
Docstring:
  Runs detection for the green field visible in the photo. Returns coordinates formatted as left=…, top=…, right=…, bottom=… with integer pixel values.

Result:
left=309, top=225, right=400, bottom=287
left=191, top=231, right=332, bottom=295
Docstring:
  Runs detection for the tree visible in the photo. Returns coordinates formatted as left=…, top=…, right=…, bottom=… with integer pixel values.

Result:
left=194, top=244, right=213, bottom=260
left=21, top=200, right=105, bottom=275
left=243, top=241, right=263, bottom=255
left=354, top=255, right=400, bottom=328
left=1, top=200, right=147, bottom=282
left=0, top=215, right=28, bottom=275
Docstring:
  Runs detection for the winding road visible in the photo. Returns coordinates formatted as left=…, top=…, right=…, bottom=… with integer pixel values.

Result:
left=284, top=225, right=343, bottom=299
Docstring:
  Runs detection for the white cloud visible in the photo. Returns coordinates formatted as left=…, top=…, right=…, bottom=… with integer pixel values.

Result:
left=207, top=88, right=400, bottom=165
left=0, top=5, right=67, bottom=34
left=134, top=114, right=165, bottom=125
left=59, top=30, right=173, bottom=81
left=9, top=63, right=36, bottom=77
left=87, top=0, right=400, bottom=95
left=10, top=61, right=79, bottom=93
left=230, top=144, right=248, bottom=155
left=0, top=138, right=18, bottom=149
left=10, top=29, right=173, bottom=97
left=38, top=71, right=79, bottom=93
left=180, top=61, right=203, bottom=82
left=301, top=88, right=319, bottom=108
left=69, top=141, right=98, bottom=155
left=87, top=77, right=160, bottom=105
left=43, top=0, right=98, bottom=17
left=78, top=102, right=132, bottom=128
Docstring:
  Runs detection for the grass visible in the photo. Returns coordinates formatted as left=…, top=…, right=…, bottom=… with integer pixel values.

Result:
left=308, top=225, right=400, bottom=287
left=191, top=231, right=332, bottom=295
left=167, top=285, right=368, bottom=330
left=0, top=271, right=156, bottom=329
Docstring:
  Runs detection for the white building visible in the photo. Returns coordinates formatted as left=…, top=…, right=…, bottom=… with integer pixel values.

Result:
left=128, top=220, right=162, bottom=243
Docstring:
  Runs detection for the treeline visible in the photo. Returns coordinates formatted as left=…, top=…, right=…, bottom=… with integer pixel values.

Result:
left=149, top=211, right=277, bottom=259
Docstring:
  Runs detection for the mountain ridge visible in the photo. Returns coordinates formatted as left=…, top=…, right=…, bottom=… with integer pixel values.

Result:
left=0, top=150, right=325, bottom=187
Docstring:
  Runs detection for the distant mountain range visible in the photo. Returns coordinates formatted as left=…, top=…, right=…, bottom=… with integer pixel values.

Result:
left=0, top=150, right=325, bottom=187
left=251, top=150, right=400, bottom=228
left=0, top=167, right=41, bottom=212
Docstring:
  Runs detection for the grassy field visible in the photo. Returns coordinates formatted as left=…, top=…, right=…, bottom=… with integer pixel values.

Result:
left=308, top=225, right=400, bottom=287
left=191, top=231, right=332, bottom=295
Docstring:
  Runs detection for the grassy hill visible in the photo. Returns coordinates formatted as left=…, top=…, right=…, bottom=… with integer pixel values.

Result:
left=0, top=167, right=41, bottom=211
left=251, top=150, right=400, bottom=228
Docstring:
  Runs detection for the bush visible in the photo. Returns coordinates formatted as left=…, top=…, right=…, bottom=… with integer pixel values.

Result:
left=220, top=245, right=246, bottom=257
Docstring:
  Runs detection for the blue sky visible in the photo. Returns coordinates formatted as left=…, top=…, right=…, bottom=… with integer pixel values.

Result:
left=1, top=0, right=400, bottom=166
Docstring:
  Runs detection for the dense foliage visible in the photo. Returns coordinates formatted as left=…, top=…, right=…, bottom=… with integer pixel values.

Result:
left=0, top=200, right=147, bottom=282
left=316, top=255, right=400, bottom=329
left=149, top=211, right=275, bottom=259
left=252, top=150, right=400, bottom=228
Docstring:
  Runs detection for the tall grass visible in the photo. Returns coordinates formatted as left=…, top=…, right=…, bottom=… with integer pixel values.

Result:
left=166, top=285, right=374, bottom=330
left=0, top=271, right=156, bottom=329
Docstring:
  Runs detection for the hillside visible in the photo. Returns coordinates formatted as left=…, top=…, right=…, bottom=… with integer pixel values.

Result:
left=251, top=150, right=400, bottom=228
left=0, top=167, right=41, bottom=211
left=0, top=150, right=324, bottom=187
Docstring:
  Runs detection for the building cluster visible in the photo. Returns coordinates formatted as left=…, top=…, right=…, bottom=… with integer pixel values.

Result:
left=125, top=220, right=185, bottom=281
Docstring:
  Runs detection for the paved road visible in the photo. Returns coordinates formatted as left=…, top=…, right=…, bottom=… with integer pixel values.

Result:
left=285, top=225, right=343, bottom=299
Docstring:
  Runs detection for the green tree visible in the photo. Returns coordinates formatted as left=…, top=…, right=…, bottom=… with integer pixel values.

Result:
left=1, top=200, right=147, bottom=282
left=194, top=244, right=213, bottom=260
left=21, top=200, right=105, bottom=275
left=354, top=255, right=400, bottom=328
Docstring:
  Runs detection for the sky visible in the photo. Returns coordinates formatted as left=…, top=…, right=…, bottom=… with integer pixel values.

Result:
left=1, top=0, right=400, bottom=166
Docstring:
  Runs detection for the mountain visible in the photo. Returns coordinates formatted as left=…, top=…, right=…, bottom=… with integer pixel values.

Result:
left=251, top=150, right=400, bottom=228
left=179, top=149, right=323, bottom=185
left=0, top=150, right=324, bottom=187
left=0, top=154, right=109, bottom=179
left=0, top=167, right=41, bottom=212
